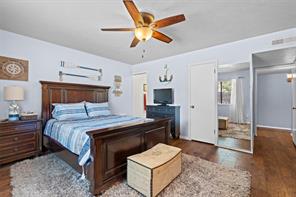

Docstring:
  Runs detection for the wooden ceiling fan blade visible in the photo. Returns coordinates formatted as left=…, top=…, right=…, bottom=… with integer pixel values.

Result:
left=130, top=37, right=140, bottom=47
left=152, top=14, right=185, bottom=29
left=123, top=0, right=144, bottom=26
left=101, top=28, right=135, bottom=31
left=152, top=31, right=172, bottom=43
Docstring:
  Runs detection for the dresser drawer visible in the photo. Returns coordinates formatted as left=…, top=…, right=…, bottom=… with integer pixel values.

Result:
left=167, top=108, right=176, bottom=113
left=146, top=105, right=180, bottom=139
left=0, top=142, right=36, bottom=159
left=0, top=132, right=36, bottom=148
left=0, top=122, right=37, bottom=136
left=146, top=106, right=157, bottom=112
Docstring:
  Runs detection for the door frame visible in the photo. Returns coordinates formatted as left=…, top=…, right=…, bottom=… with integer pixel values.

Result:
left=188, top=60, right=218, bottom=145
left=251, top=46, right=296, bottom=154
left=292, top=65, right=296, bottom=145
left=132, top=72, right=148, bottom=117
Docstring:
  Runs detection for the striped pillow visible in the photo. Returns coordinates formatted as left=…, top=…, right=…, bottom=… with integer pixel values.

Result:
left=52, top=102, right=88, bottom=121
left=85, top=102, right=111, bottom=117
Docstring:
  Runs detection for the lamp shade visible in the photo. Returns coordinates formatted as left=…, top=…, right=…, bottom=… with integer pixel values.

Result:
left=4, top=86, right=24, bottom=101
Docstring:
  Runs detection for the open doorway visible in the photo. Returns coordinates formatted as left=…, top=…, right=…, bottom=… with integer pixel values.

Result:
left=132, top=73, right=148, bottom=118
left=252, top=47, right=296, bottom=146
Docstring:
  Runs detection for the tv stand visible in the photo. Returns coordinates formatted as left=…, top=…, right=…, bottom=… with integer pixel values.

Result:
left=146, top=105, right=180, bottom=139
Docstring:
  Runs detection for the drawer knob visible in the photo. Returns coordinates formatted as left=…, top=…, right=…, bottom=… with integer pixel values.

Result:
left=14, top=137, right=18, bottom=141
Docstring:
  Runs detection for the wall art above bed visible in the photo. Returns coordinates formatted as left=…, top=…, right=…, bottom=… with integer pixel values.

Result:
left=59, top=61, right=103, bottom=81
left=0, top=56, right=28, bottom=81
left=113, top=75, right=123, bottom=96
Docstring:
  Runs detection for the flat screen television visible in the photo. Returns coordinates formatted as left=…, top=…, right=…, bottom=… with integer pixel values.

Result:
left=153, top=88, right=174, bottom=105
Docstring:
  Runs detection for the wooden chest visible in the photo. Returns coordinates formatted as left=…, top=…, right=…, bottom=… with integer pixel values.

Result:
left=0, top=120, right=42, bottom=165
left=127, top=143, right=181, bottom=197
left=218, top=116, right=229, bottom=130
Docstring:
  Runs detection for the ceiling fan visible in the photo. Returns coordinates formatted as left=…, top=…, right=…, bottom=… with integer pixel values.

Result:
left=101, top=0, right=186, bottom=48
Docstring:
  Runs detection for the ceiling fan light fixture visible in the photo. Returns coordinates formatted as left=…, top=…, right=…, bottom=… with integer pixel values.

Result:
left=101, top=0, right=186, bottom=47
left=134, top=26, right=153, bottom=41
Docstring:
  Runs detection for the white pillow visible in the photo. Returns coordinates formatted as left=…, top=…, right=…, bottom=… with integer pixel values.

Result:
left=85, top=102, right=111, bottom=117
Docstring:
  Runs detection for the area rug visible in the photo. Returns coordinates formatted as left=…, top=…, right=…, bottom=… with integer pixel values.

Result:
left=219, top=123, right=251, bottom=140
left=11, top=154, right=251, bottom=197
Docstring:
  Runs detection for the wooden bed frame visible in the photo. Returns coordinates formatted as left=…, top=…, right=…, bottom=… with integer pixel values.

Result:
left=40, top=81, right=170, bottom=195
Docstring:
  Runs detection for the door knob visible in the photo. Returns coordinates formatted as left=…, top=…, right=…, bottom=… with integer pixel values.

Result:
left=293, top=107, right=296, bottom=110
left=190, top=105, right=195, bottom=109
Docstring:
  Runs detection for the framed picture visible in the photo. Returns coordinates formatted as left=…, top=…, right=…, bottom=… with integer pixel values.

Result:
left=0, top=56, right=28, bottom=81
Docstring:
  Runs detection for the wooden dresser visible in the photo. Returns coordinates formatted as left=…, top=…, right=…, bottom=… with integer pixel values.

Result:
left=0, top=120, right=42, bottom=165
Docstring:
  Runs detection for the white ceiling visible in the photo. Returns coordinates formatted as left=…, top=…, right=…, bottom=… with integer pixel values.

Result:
left=1, top=0, right=296, bottom=65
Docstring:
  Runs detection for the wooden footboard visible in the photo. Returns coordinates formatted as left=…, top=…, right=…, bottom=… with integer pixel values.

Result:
left=43, top=118, right=170, bottom=195
left=86, top=118, right=170, bottom=195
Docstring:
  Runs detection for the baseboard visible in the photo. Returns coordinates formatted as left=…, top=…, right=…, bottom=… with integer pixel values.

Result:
left=256, top=124, right=291, bottom=132
left=180, top=135, right=191, bottom=140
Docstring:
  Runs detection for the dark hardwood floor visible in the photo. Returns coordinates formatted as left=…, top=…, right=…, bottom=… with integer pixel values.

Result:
left=0, top=128, right=295, bottom=197
left=218, top=136, right=251, bottom=150
left=171, top=128, right=296, bottom=197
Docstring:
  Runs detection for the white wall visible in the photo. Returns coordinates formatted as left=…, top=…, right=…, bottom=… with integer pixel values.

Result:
left=133, top=28, right=296, bottom=138
left=0, top=30, right=133, bottom=119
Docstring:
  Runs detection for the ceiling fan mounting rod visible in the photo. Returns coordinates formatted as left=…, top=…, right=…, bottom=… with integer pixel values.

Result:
left=140, top=12, right=155, bottom=26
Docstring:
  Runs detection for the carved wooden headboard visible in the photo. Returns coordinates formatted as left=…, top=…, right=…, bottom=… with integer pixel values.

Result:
left=40, top=81, right=110, bottom=123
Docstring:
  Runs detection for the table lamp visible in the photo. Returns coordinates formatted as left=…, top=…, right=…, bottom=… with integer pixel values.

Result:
left=4, top=86, right=24, bottom=121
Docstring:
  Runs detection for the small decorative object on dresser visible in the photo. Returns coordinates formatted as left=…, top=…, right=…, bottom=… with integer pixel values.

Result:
left=4, top=86, right=24, bottom=121
left=0, top=119, right=42, bottom=165
left=20, top=112, right=38, bottom=121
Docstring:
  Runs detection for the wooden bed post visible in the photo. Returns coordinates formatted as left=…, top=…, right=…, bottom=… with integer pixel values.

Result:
left=88, top=136, right=104, bottom=195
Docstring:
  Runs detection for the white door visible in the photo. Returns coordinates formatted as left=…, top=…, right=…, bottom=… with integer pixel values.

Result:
left=292, top=68, right=296, bottom=145
left=189, top=62, right=217, bottom=144
left=132, top=73, right=147, bottom=118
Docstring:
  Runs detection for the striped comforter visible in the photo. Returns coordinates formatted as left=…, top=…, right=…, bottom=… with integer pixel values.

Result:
left=44, top=115, right=148, bottom=166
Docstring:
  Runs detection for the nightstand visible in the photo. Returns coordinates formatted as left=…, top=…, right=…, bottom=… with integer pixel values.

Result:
left=0, top=119, right=42, bottom=165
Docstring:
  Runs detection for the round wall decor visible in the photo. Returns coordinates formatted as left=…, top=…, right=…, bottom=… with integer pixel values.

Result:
left=2, top=61, right=25, bottom=78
